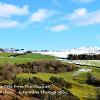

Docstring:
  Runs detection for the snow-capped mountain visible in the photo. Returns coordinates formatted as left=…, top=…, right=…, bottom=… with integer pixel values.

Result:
left=66, top=47, right=100, bottom=55
left=1, top=47, right=100, bottom=58
left=32, top=47, right=100, bottom=58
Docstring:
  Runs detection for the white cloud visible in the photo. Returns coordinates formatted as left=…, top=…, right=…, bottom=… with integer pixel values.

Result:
left=48, top=24, right=69, bottom=32
left=73, top=0, right=94, bottom=3
left=68, top=8, right=87, bottom=19
left=0, top=2, right=29, bottom=28
left=0, top=18, right=19, bottom=28
left=30, top=9, right=53, bottom=22
left=67, top=8, right=100, bottom=26
left=0, top=2, right=29, bottom=18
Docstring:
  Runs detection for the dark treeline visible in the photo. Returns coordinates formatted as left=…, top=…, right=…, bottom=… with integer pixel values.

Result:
left=67, top=54, right=100, bottom=60
left=17, top=60, right=78, bottom=74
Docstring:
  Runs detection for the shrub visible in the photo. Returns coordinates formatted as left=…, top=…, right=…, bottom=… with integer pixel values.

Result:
left=17, top=60, right=78, bottom=73
left=50, top=76, right=71, bottom=89
left=1, top=63, right=23, bottom=80
left=86, top=73, right=100, bottom=86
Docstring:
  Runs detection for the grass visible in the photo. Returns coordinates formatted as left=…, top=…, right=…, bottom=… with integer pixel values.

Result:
left=16, top=72, right=97, bottom=100
left=0, top=52, right=13, bottom=57
left=0, top=52, right=99, bottom=100
left=0, top=80, right=13, bottom=85
left=66, top=60, right=100, bottom=67
left=92, top=72, right=100, bottom=80
left=1, top=67, right=98, bottom=99
left=16, top=72, right=74, bottom=82
left=0, top=57, right=34, bottom=65
left=79, top=65, right=100, bottom=80
left=16, top=53, right=55, bottom=59
left=70, top=83, right=97, bottom=100
left=0, top=53, right=55, bottom=65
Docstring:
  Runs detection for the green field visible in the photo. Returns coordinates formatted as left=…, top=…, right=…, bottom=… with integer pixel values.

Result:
left=0, top=52, right=56, bottom=64
left=15, top=72, right=97, bottom=100
left=0, top=52, right=100, bottom=100
left=0, top=52, right=14, bottom=57
left=15, top=60, right=100, bottom=100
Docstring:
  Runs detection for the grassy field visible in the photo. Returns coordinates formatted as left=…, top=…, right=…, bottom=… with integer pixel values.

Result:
left=16, top=72, right=97, bottom=100
left=0, top=52, right=55, bottom=64
left=0, top=52, right=100, bottom=100
left=15, top=59, right=100, bottom=100
left=0, top=52, right=14, bottom=57
left=16, top=53, right=55, bottom=59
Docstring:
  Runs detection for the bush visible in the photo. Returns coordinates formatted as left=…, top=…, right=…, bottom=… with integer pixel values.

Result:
left=1, top=63, right=23, bottom=80
left=17, top=60, right=78, bottom=73
left=86, top=73, right=100, bottom=86
left=50, top=76, right=71, bottom=89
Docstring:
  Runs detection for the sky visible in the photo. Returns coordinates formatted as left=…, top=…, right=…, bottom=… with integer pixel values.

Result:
left=0, top=0, right=100, bottom=50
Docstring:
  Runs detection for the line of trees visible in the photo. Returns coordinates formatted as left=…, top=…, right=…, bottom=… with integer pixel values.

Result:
left=17, top=60, right=78, bottom=74
left=67, top=54, right=100, bottom=60
left=0, top=60, right=78, bottom=80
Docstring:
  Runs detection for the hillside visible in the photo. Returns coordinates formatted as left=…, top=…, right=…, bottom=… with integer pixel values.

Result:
left=0, top=52, right=55, bottom=64
left=0, top=52, right=100, bottom=100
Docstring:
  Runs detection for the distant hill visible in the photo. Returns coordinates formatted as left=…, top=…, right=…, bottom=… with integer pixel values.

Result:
left=32, top=47, right=100, bottom=58
left=0, top=47, right=100, bottom=58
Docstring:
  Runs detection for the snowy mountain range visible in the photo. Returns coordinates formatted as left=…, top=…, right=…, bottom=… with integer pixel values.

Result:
left=0, top=47, right=100, bottom=58
left=32, top=47, right=100, bottom=58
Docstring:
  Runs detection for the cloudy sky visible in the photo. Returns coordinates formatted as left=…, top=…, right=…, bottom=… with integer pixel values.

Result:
left=0, top=0, right=100, bottom=50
